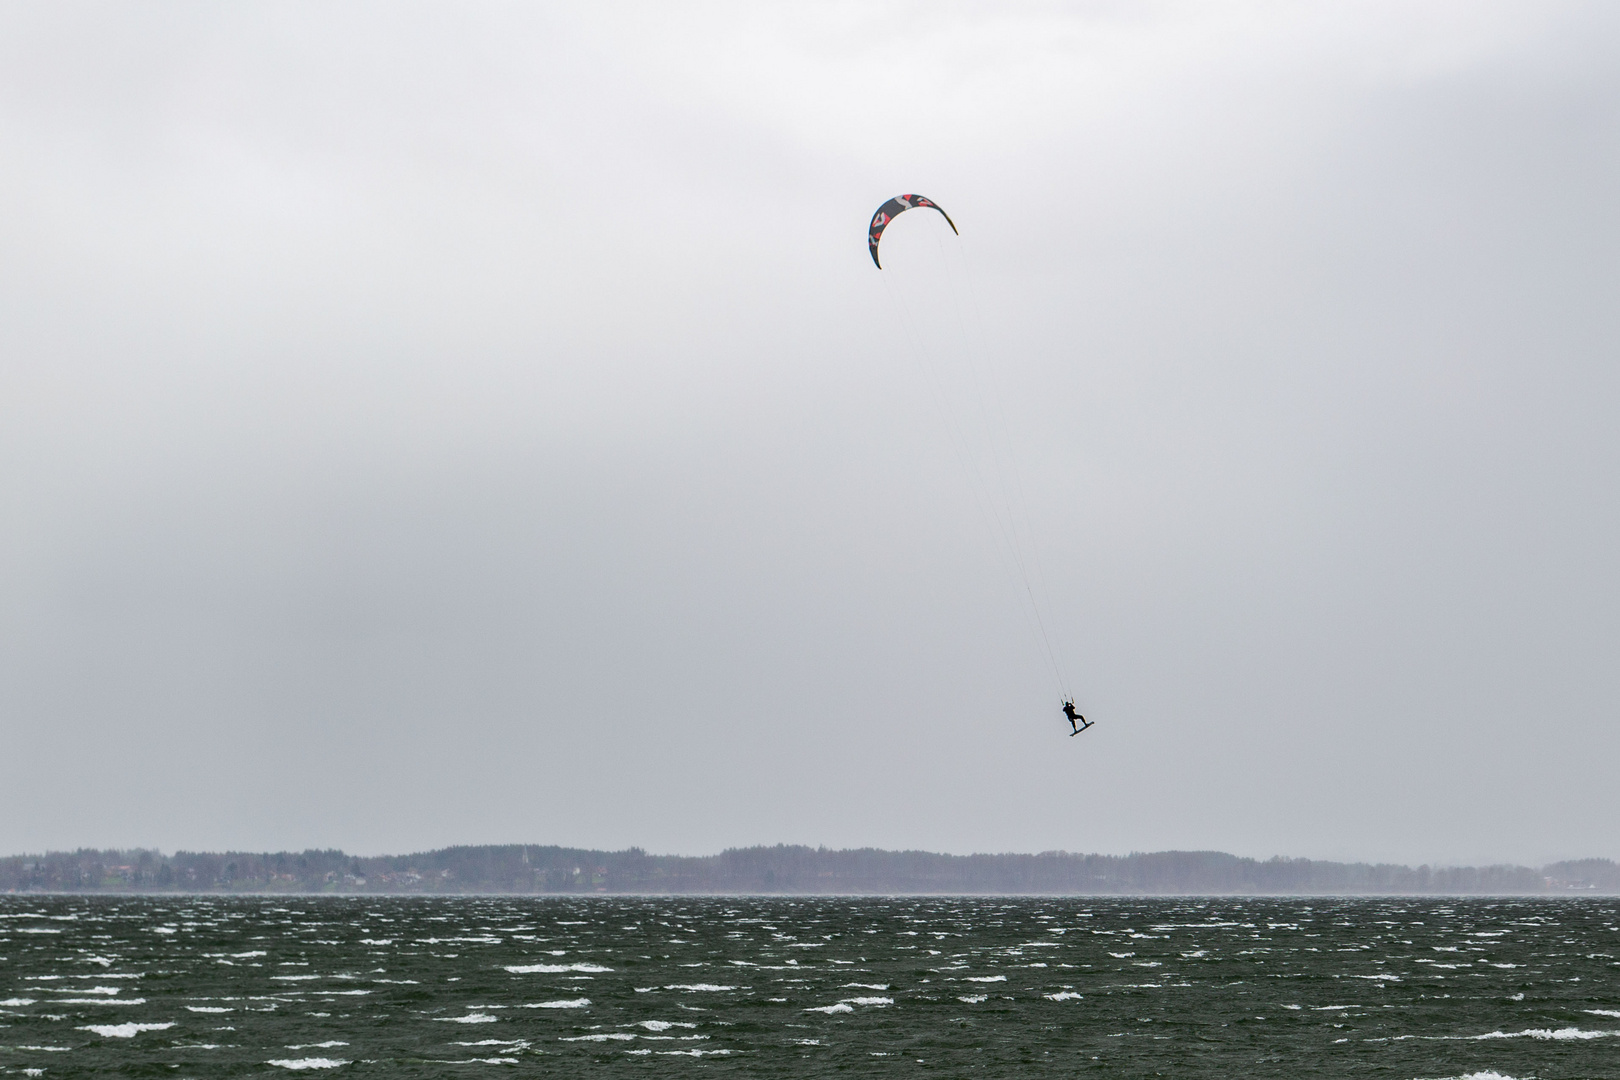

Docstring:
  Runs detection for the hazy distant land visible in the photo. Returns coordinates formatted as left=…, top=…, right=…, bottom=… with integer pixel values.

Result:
left=3, top=846, right=1616, bottom=895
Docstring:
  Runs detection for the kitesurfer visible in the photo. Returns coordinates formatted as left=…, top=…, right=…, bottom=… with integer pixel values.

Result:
left=1061, top=700, right=1091, bottom=736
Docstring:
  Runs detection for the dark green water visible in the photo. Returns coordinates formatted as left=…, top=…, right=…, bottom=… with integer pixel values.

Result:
left=2, top=895, right=1617, bottom=1077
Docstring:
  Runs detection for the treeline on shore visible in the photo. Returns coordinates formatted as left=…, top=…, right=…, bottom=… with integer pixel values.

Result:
left=3, top=845, right=1617, bottom=895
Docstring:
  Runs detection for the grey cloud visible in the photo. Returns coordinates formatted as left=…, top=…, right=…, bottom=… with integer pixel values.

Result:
left=2, top=2, right=1617, bottom=865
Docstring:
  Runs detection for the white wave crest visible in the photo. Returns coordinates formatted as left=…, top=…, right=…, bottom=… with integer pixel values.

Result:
left=1474, top=1027, right=1620, bottom=1041
left=79, top=1023, right=175, bottom=1038
left=503, top=963, right=612, bottom=973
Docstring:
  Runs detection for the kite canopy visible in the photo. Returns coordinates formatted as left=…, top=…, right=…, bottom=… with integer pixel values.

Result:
left=867, top=194, right=957, bottom=268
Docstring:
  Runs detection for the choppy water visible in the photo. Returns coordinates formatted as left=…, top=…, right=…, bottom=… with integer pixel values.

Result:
left=2, top=896, right=1618, bottom=1078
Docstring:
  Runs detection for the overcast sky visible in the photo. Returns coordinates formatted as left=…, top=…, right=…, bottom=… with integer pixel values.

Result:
left=3, top=2, right=1618, bottom=866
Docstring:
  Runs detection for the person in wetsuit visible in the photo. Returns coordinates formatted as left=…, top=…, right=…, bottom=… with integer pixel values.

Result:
left=1061, top=700, right=1091, bottom=736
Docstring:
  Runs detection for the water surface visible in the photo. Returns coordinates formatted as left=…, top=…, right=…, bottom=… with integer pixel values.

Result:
left=2, top=895, right=1616, bottom=1077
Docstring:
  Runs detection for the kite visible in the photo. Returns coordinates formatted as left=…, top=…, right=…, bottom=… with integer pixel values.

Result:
left=867, top=194, right=957, bottom=269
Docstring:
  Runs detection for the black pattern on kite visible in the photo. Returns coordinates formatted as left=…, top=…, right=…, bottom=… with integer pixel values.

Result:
left=868, top=194, right=957, bottom=268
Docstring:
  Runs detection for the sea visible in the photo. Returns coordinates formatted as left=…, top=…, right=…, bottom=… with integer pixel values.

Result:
left=1, top=895, right=1616, bottom=1078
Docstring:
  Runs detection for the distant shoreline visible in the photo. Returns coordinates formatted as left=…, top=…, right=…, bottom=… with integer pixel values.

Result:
left=4, top=845, right=1617, bottom=896
left=7, top=890, right=1620, bottom=900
